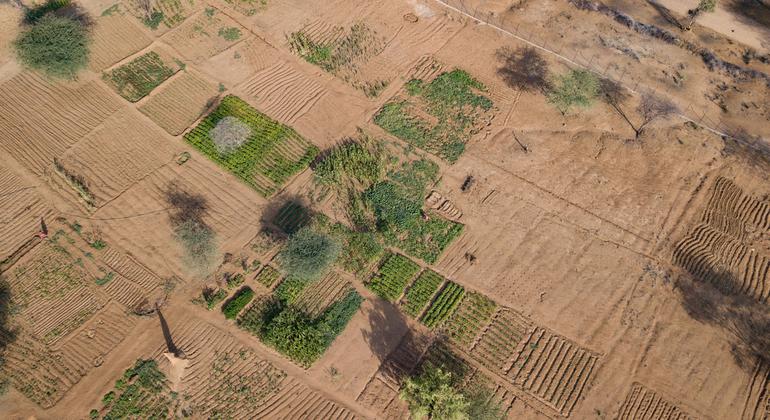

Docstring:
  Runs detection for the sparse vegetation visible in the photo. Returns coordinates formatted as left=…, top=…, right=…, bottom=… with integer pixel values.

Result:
left=547, top=69, right=600, bottom=113
left=218, top=26, right=242, bottom=41
left=686, top=0, right=718, bottom=30
left=375, top=69, right=493, bottom=162
left=15, top=12, right=91, bottom=79
left=95, top=359, right=173, bottom=419
left=164, top=186, right=217, bottom=273
left=104, top=51, right=177, bottom=102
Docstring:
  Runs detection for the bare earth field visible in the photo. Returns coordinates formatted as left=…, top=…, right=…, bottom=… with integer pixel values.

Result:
left=1, top=0, right=769, bottom=419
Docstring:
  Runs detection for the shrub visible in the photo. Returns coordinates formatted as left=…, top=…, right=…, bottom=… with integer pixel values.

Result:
left=279, top=227, right=340, bottom=280
left=222, top=287, right=254, bottom=319
left=210, top=116, right=253, bottom=155
left=547, top=69, right=600, bottom=113
left=15, top=15, right=90, bottom=79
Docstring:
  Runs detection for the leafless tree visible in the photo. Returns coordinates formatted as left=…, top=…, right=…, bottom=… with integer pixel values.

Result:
left=636, top=92, right=678, bottom=137
left=495, top=46, right=551, bottom=94
left=600, top=78, right=638, bottom=135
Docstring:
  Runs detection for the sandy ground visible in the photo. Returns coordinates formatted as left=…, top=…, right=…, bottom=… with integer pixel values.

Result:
left=0, top=0, right=769, bottom=419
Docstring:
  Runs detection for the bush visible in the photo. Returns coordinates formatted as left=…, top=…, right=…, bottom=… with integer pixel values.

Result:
left=222, top=287, right=254, bottom=319
left=279, top=227, right=340, bottom=279
left=547, top=69, right=600, bottom=113
left=15, top=15, right=90, bottom=79
left=210, top=116, right=252, bottom=155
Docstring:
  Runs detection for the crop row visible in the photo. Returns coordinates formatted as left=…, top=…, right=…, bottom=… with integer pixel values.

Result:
left=443, top=292, right=497, bottom=348
left=255, top=265, right=281, bottom=289
left=222, top=287, right=255, bottom=319
left=421, top=281, right=465, bottom=329
left=367, top=253, right=420, bottom=302
left=401, top=269, right=444, bottom=317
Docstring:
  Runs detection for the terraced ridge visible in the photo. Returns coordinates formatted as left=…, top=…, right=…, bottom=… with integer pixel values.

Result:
left=674, top=223, right=770, bottom=301
left=0, top=163, right=53, bottom=260
left=469, top=308, right=532, bottom=373
left=240, top=61, right=327, bottom=124
left=701, top=177, right=770, bottom=240
left=674, top=177, right=770, bottom=303
left=506, top=327, right=599, bottom=417
left=617, top=383, right=694, bottom=420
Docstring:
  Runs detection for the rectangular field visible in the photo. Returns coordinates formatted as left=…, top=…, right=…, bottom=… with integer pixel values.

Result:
left=184, top=95, right=319, bottom=197
left=103, top=49, right=181, bottom=102
left=366, top=253, right=420, bottom=302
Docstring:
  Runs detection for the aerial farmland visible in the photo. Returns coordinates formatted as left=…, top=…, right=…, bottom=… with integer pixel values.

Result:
left=0, top=0, right=769, bottom=419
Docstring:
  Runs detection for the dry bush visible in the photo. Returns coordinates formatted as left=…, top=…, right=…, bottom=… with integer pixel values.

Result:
left=210, top=116, right=252, bottom=155
left=637, top=92, right=677, bottom=133
left=164, top=185, right=217, bottom=274
left=495, top=46, right=551, bottom=93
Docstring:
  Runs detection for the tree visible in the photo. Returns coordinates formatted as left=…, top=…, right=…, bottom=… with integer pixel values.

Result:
left=635, top=93, right=678, bottom=137
left=164, top=186, right=217, bottom=273
left=547, top=69, right=600, bottom=114
left=400, top=366, right=469, bottom=420
left=495, top=46, right=551, bottom=93
left=279, top=227, right=340, bottom=279
left=14, top=14, right=90, bottom=79
left=685, top=0, right=718, bottom=30
left=465, top=389, right=506, bottom=420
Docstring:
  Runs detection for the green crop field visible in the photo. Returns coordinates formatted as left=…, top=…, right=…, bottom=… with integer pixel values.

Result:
left=421, top=281, right=465, bottom=329
left=185, top=95, right=319, bottom=196
left=367, top=253, right=420, bottom=302
left=375, top=69, right=493, bottom=162
left=103, top=51, right=178, bottom=102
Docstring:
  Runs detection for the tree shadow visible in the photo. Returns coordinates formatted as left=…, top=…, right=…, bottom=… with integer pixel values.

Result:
left=261, top=196, right=314, bottom=236
left=674, top=251, right=770, bottom=370
left=495, top=46, right=552, bottom=94
left=645, top=0, right=684, bottom=30
left=157, top=306, right=184, bottom=359
left=725, top=0, right=770, bottom=35
left=360, top=297, right=411, bottom=364
left=0, top=277, right=17, bottom=389
left=164, top=183, right=217, bottom=274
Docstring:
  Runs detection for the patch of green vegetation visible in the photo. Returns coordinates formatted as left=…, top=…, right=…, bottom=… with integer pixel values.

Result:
left=104, top=51, right=177, bottom=102
left=95, top=359, right=172, bottom=419
left=204, top=6, right=216, bottom=17
left=222, top=287, right=254, bottom=319
left=14, top=14, right=90, bottom=79
left=197, top=287, right=227, bottom=310
left=547, top=69, right=600, bottom=114
left=95, top=271, right=114, bottom=286
left=90, top=239, right=107, bottom=250
left=375, top=69, right=493, bottom=162
left=314, top=138, right=385, bottom=188
left=367, top=253, right=420, bottom=302
left=184, top=95, right=319, bottom=197
left=101, top=3, right=121, bottom=16
left=218, top=26, right=242, bottom=41
left=142, top=10, right=165, bottom=29
left=238, top=289, right=362, bottom=367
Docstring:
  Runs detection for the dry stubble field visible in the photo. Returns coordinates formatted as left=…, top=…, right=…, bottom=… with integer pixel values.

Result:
left=0, top=0, right=769, bottom=419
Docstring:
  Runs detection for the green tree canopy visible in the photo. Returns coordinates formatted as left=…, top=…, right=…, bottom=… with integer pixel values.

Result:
left=400, top=366, right=469, bottom=420
left=547, top=69, right=600, bottom=114
left=279, top=227, right=340, bottom=280
left=15, top=14, right=91, bottom=79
